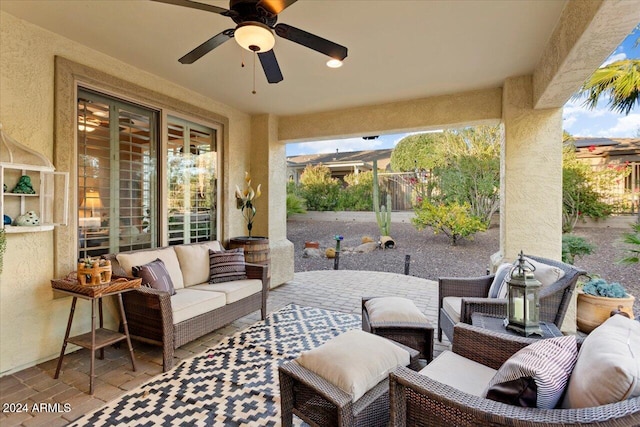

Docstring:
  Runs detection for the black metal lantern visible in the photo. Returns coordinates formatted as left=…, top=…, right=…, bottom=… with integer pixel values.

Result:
left=506, top=251, right=543, bottom=337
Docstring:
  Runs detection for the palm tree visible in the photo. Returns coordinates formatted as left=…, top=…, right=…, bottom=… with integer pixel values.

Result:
left=575, top=59, right=640, bottom=115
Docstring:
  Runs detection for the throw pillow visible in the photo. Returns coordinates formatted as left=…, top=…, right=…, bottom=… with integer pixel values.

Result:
left=364, top=297, right=428, bottom=323
left=524, top=257, right=565, bottom=287
left=296, top=330, right=410, bottom=402
left=132, top=258, right=176, bottom=295
left=488, top=263, right=514, bottom=298
left=484, top=335, right=578, bottom=409
left=209, top=248, right=247, bottom=283
left=562, top=314, right=640, bottom=408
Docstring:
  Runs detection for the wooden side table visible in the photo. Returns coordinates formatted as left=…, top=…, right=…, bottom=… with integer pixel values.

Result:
left=471, top=313, right=563, bottom=339
left=51, top=276, right=141, bottom=394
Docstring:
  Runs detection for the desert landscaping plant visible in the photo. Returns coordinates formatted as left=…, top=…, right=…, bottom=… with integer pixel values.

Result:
left=412, top=200, right=486, bottom=246
left=619, top=222, right=640, bottom=264
left=373, top=161, right=392, bottom=237
left=561, top=234, right=596, bottom=264
left=299, top=164, right=341, bottom=211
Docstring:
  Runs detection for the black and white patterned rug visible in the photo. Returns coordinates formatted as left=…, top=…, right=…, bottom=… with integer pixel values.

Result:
left=70, top=304, right=360, bottom=426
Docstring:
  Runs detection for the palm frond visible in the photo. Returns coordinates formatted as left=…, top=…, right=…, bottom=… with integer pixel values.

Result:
left=574, top=59, right=640, bottom=115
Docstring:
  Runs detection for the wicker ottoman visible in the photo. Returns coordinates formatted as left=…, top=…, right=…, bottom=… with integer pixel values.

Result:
left=362, top=296, right=434, bottom=363
left=278, top=330, right=419, bottom=427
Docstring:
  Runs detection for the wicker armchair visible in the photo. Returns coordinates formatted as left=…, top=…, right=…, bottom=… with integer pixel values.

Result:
left=389, top=323, right=640, bottom=427
left=437, top=255, right=586, bottom=342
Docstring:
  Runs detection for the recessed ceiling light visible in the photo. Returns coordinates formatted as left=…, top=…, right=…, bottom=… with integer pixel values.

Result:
left=326, top=59, right=343, bottom=68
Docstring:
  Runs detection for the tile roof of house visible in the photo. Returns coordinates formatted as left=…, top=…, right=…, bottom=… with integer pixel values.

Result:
left=287, top=148, right=393, bottom=167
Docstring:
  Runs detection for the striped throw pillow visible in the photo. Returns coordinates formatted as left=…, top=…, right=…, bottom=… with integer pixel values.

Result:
left=484, top=335, right=578, bottom=409
left=209, top=248, right=247, bottom=284
left=132, top=258, right=176, bottom=295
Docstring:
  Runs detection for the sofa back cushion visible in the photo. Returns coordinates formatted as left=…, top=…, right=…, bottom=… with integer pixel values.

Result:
left=174, top=241, right=224, bottom=287
left=489, top=258, right=566, bottom=299
left=562, top=314, right=640, bottom=408
left=116, top=247, right=184, bottom=290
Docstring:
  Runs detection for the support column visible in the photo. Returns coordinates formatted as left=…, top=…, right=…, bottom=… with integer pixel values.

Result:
left=501, top=76, right=563, bottom=262
left=251, top=114, right=294, bottom=288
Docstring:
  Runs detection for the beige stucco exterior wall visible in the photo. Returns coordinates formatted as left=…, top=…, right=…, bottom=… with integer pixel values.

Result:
left=251, top=115, right=294, bottom=288
left=0, top=11, right=251, bottom=374
left=501, top=76, right=563, bottom=261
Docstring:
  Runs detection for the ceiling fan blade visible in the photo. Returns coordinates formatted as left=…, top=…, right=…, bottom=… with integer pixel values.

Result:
left=258, top=50, right=284, bottom=83
left=257, top=0, right=298, bottom=15
left=179, top=29, right=234, bottom=64
left=151, top=0, right=230, bottom=15
left=275, top=23, right=347, bottom=61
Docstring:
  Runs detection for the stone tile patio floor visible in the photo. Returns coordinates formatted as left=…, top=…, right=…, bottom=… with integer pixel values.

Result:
left=0, top=270, right=447, bottom=427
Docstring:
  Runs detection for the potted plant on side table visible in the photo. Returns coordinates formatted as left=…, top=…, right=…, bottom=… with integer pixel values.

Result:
left=576, top=277, right=635, bottom=333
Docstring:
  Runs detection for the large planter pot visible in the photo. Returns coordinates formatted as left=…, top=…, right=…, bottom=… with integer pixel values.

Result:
left=228, top=236, right=270, bottom=279
left=576, top=291, right=635, bottom=333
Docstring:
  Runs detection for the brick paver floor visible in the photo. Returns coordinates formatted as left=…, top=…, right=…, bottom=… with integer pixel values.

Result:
left=0, top=270, right=446, bottom=426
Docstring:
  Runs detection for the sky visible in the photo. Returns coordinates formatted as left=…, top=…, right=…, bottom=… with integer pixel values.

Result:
left=286, top=27, right=640, bottom=157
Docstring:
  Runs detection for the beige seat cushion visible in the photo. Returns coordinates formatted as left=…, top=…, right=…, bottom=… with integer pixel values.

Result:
left=171, top=289, right=226, bottom=324
left=190, top=279, right=262, bottom=304
left=117, top=247, right=185, bottom=289
left=365, top=297, right=428, bottom=324
left=174, top=241, right=224, bottom=287
left=420, top=350, right=497, bottom=396
left=296, top=330, right=410, bottom=402
left=442, top=297, right=462, bottom=324
left=562, top=314, right=640, bottom=408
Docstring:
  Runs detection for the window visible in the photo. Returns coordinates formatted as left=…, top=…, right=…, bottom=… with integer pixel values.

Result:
left=77, top=89, right=158, bottom=259
left=167, top=117, right=217, bottom=245
left=77, top=89, right=219, bottom=260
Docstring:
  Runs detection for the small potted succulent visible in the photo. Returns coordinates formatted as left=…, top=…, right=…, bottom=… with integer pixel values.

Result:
left=576, top=277, right=635, bottom=333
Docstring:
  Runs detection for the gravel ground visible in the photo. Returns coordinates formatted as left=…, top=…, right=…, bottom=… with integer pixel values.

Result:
left=287, top=219, right=639, bottom=317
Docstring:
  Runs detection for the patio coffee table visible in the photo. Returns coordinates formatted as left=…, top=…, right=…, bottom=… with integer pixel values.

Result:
left=471, top=313, right=562, bottom=339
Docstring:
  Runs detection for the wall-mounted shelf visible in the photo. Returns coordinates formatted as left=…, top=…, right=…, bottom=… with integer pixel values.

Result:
left=0, top=124, right=69, bottom=233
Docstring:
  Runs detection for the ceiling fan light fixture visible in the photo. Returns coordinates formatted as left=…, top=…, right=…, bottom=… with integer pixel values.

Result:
left=234, top=22, right=275, bottom=53
left=78, top=116, right=101, bottom=133
left=326, top=58, right=343, bottom=68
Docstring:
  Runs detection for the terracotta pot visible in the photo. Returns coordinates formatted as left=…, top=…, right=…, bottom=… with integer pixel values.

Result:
left=304, top=241, right=319, bottom=249
left=576, top=291, right=635, bottom=333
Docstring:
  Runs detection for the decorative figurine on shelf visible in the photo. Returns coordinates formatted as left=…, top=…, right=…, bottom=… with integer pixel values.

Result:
left=3, top=183, right=6, bottom=193
left=3, top=215, right=11, bottom=225
left=15, top=211, right=39, bottom=226
left=11, top=175, right=36, bottom=194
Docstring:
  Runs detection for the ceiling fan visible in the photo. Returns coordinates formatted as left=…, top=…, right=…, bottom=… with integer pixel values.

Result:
left=152, top=0, right=348, bottom=85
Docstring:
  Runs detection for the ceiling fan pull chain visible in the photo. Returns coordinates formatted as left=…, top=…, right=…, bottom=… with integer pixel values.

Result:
left=252, top=50, right=257, bottom=94
left=241, top=49, right=245, bottom=68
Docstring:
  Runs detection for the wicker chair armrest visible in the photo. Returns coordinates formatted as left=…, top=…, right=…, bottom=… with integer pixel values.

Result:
left=389, top=365, right=640, bottom=427
left=459, top=298, right=507, bottom=323
left=438, top=275, right=494, bottom=302
left=451, top=323, right=539, bottom=369
left=279, top=361, right=353, bottom=408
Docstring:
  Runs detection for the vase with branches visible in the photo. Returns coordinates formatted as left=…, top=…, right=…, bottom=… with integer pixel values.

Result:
left=235, top=172, right=262, bottom=238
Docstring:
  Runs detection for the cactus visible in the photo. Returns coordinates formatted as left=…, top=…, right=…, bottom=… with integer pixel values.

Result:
left=372, top=160, right=392, bottom=236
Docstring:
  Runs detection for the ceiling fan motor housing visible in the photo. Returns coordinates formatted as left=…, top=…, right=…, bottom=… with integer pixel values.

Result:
left=229, top=0, right=277, bottom=27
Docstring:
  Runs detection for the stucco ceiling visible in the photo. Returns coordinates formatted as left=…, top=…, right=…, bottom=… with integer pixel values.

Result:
left=1, top=0, right=570, bottom=116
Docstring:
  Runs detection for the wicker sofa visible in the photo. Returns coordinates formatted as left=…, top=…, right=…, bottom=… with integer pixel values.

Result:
left=438, top=255, right=586, bottom=342
left=105, top=241, right=268, bottom=371
left=390, top=321, right=640, bottom=426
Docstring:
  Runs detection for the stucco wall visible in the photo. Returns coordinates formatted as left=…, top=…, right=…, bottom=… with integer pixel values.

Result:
left=0, top=11, right=251, bottom=374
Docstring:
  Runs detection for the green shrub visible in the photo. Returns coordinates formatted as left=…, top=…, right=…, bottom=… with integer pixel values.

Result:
left=561, top=234, right=595, bottom=264
left=337, top=171, right=373, bottom=211
left=412, top=200, right=487, bottom=246
left=286, top=193, right=306, bottom=217
left=299, top=164, right=341, bottom=211
left=618, top=222, right=640, bottom=265
left=582, top=278, right=628, bottom=298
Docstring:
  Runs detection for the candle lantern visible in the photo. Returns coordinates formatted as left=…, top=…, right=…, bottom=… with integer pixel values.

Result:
left=506, top=251, right=543, bottom=337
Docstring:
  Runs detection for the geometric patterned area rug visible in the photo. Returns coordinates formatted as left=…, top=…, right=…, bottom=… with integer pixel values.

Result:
left=68, top=304, right=361, bottom=426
